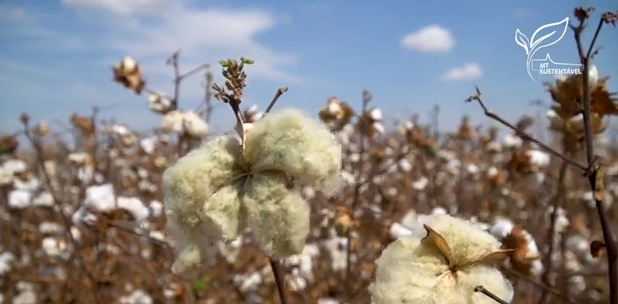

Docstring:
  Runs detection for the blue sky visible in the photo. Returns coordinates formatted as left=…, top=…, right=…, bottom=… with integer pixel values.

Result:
left=1, top=0, right=617, bottom=135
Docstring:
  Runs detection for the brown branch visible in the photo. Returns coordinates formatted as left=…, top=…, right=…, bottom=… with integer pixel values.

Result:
left=506, top=268, right=580, bottom=304
left=345, top=90, right=373, bottom=284
left=474, top=286, right=509, bottom=304
left=20, top=115, right=101, bottom=304
left=464, top=87, right=586, bottom=172
left=265, top=87, right=289, bottom=114
left=538, top=161, right=569, bottom=304
left=572, top=9, right=618, bottom=304
left=269, top=259, right=291, bottom=304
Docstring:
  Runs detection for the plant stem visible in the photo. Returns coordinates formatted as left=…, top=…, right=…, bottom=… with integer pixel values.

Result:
left=270, top=259, right=290, bottom=304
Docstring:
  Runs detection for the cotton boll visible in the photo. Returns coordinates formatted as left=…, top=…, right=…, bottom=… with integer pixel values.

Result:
left=163, top=136, right=244, bottom=277
left=163, top=136, right=241, bottom=224
left=183, top=112, right=209, bottom=137
left=8, top=190, right=32, bottom=209
left=242, top=172, right=310, bottom=258
left=170, top=242, right=208, bottom=279
left=161, top=111, right=185, bottom=133
left=166, top=216, right=219, bottom=279
left=117, top=197, right=149, bottom=222
left=202, top=182, right=244, bottom=241
left=389, top=223, right=413, bottom=238
left=370, top=214, right=512, bottom=304
left=588, top=65, right=598, bottom=89
left=370, top=236, right=451, bottom=303
left=243, top=109, right=342, bottom=196
left=421, top=215, right=501, bottom=264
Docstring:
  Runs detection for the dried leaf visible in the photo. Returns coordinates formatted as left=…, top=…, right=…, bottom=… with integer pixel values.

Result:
left=334, top=206, right=356, bottom=236
left=591, top=88, right=618, bottom=116
left=421, top=224, right=454, bottom=267
left=458, top=249, right=513, bottom=270
left=590, top=240, right=606, bottom=258
left=0, top=136, right=19, bottom=155
left=590, top=114, right=607, bottom=134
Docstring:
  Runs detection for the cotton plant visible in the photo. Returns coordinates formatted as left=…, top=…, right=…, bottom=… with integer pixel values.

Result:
left=162, top=108, right=342, bottom=278
left=160, top=110, right=209, bottom=138
left=148, top=93, right=174, bottom=115
left=370, top=214, right=514, bottom=304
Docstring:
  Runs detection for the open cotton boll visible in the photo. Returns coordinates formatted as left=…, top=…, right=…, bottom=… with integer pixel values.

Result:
left=370, top=214, right=513, bottom=304
left=243, top=172, right=310, bottom=258
left=8, top=190, right=32, bottom=209
left=163, top=136, right=242, bottom=224
left=202, top=182, right=244, bottom=240
left=166, top=213, right=221, bottom=278
left=163, top=136, right=245, bottom=277
left=588, top=64, right=598, bottom=89
left=243, top=108, right=342, bottom=195
left=116, top=197, right=149, bottom=222
left=161, top=111, right=185, bottom=133
left=183, top=111, right=209, bottom=137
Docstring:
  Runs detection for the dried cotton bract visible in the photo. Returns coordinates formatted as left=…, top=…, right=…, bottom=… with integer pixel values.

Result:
left=163, top=108, right=341, bottom=278
left=370, top=214, right=514, bottom=304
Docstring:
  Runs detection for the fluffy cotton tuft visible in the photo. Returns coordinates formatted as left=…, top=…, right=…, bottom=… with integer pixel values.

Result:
left=163, top=136, right=243, bottom=277
left=162, top=108, right=341, bottom=278
left=369, top=214, right=513, bottom=304
left=243, top=172, right=310, bottom=258
left=243, top=108, right=342, bottom=195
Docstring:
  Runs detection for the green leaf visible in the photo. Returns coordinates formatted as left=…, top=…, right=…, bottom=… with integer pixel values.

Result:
left=240, top=57, right=254, bottom=65
left=192, top=279, right=210, bottom=292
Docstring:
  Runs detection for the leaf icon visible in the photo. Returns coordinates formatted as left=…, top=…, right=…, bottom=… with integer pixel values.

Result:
left=524, top=17, right=570, bottom=82
left=529, top=17, right=569, bottom=51
left=515, top=29, right=529, bottom=55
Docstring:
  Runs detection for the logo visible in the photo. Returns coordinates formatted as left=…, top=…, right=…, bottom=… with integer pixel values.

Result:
left=515, top=17, right=582, bottom=82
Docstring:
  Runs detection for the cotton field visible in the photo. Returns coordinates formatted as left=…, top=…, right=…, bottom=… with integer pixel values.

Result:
left=2, top=9, right=618, bottom=303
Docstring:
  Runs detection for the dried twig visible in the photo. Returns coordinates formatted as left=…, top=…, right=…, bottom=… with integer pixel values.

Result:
left=265, top=87, right=289, bottom=114
left=572, top=8, right=618, bottom=303
left=465, top=87, right=586, bottom=172
left=269, top=259, right=290, bottom=304
left=345, top=90, right=372, bottom=283
left=19, top=114, right=101, bottom=304
left=506, top=268, right=580, bottom=304
left=474, top=286, right=510, bottom=304
left=538, top=161, right=569, bottom=304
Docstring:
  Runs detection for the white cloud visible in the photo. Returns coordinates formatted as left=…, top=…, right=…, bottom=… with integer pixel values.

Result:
left=61, top=0, right=173, bottom=16
left=5, top=1, right=300, bottom=100
left=1, top=1, right=301, bottom=131
left=401, top=25, right=455, bottom=53
left=440, top=63, right=482, bottom=81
